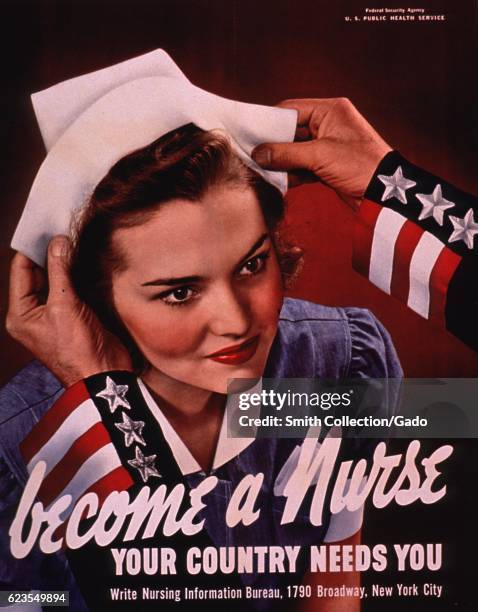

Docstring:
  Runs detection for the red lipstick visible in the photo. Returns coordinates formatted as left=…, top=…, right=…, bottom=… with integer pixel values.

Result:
left=207, top=336, right=260, bottom=365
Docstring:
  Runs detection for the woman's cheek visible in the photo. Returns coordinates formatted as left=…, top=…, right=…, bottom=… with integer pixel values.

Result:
left=119, top=305, right=204, bottom=359
left=254, top=268, right=284, bottom=326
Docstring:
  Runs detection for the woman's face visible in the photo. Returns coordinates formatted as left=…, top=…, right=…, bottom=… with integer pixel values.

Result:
left=111, top=184, right=284, bottom=394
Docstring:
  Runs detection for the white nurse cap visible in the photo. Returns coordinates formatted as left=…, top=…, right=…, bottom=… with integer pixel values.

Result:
left=11, top=49, right=297, bottom=266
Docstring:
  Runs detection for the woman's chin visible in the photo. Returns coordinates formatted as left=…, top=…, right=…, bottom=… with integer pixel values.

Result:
left=208, top=371, right=264, bottom=395
left=203, top=357, right=269, bottom=394
left=142, top=360, right=265, bottom=397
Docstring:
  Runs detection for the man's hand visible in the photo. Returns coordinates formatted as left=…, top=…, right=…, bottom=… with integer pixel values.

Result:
left=252, top=98, right=392, bottom=209
left=6, top=236, right=132, bottom=387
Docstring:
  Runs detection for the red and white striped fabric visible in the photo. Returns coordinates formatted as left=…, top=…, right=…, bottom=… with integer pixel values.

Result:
left=353, top=200, right=462, bottom=324
left=19, top=380, right=133, bottom=510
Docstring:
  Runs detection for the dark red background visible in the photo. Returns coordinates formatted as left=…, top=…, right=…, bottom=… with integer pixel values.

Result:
left=2, top=0, right=478, bottom=383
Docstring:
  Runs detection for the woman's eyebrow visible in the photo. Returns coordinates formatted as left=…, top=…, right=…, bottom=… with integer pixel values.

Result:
left=142, top=275, right=201, bottom=287
left=237, top=232, right=269, bottom=265
left=141, top=233, right=269, bottom=287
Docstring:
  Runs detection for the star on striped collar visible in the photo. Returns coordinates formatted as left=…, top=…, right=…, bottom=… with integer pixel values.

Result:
left=378, top=166, right=416, bottom=204
left=115, top=411, right=146, bottom=447
left=128, top=446, right=161, bottom=482
left=416, top=184, right=455, bottom=226
left=96, top=376, right=131, bottom=413
left=448, top=209, right=478, bottom=249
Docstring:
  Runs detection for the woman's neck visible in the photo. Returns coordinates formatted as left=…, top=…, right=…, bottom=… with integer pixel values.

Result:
left=141, top=367, right=226, bottom=472
left=142, top=366, right=218, bottom=415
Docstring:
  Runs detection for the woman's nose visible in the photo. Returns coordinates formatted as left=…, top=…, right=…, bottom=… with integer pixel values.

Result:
left=207, top=286, right=251, bottom=338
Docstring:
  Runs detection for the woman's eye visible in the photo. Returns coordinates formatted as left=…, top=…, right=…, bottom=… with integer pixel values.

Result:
left=159, top=287, right=196, bottom=305
left=239, top=252, right=269, bottom=276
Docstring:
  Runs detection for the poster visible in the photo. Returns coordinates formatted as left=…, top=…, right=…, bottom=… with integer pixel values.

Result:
left=1, top=0, right=477, bottom=610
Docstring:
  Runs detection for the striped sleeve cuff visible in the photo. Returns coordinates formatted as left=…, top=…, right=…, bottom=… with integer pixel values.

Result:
left=353, top=151, right=478, bottom=351
left=18, top=372, right=150, bottom=510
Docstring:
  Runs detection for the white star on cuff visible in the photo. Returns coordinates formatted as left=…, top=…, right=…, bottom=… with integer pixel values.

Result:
left=115, top=412, right=146, bottom=447
left=378, top=166, right=416, bottom=204
left=448, top=209, right=478, bottom=250
left=416, top=184, right=455, bottom=226
left=96, top=376, right=131, bottom=413
left=128, top=446, right=161, bottom=482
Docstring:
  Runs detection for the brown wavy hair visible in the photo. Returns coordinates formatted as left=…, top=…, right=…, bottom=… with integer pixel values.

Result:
left=70, top=123, right=303, bottom=370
